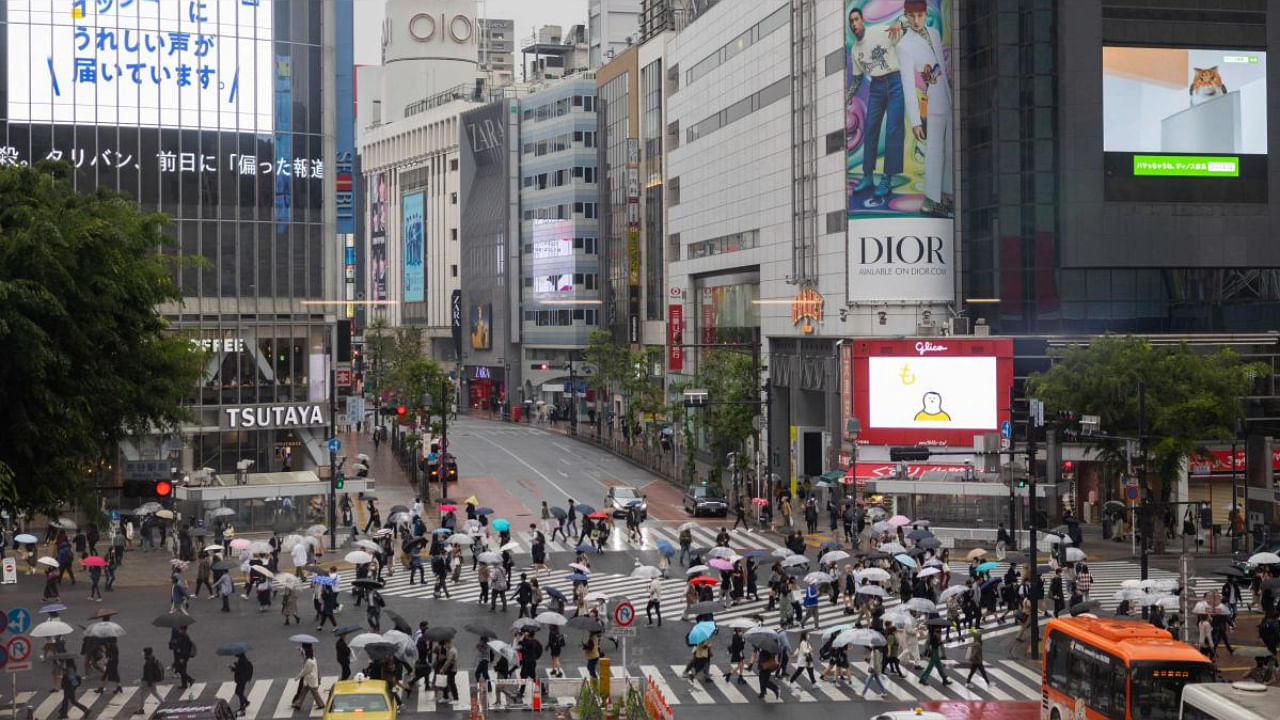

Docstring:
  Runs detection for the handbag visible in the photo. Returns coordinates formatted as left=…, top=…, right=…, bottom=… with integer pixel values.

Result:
left=760, top=657, right=779, bottom=672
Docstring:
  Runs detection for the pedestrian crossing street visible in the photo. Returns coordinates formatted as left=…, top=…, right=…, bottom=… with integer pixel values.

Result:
left=10, top=657, right=1049, bottom=718
left=374, top=522, right=1247, bottom=622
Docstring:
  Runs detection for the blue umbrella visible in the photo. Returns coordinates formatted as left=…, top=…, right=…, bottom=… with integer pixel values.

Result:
left=740, top=550, right=770, bottom=559
left=975, top=561, right=1001, bottom=573
left=313, top=575, right=336, bottom=587
left=475, top=507, right=495, bottom=516
left=575, top=543, right=595, bottom=553
left=39, top=604, right=68, bottom=614
left=492, top=518, right=511, bottom=532
left=431, top=527, right=453, bottom=535
left=545, top=587, right=567, bottom=602
left=567, top=573, right=591, bottom=583
left=687, top=621, right=716, bottom=646
left=626, top=500, right=644, bottom=507
left=655, top=539, right=675, bottom=557
left=981, top=577, right=1003, bottom=591
left=574, top=504, right=595, bottom=515
left=894, top=553, right=917, bottom=568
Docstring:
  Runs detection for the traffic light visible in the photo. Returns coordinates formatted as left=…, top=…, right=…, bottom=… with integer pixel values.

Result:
left=396, top=405, right=406, bottom=419
left=334, top=472, right=345, bottom=490
left=154, top=480, right=173, bottom=498
left=1060, top=460, right=1075, bottom=482
left=531, top=363, right=549, bottom=371
left=889, top=446, right=931, bottom=462
left=1016, top=477, right=1028, bottom=489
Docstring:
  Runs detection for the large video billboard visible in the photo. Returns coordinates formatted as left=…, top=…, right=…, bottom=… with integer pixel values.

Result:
left=846, top=338, right=1013, bottom=447
left=402, top=191, right=424, bottom=303
left=845, top=0, right=953, bottom=303
left=1103, top=46, right=1267, bottom=202
left=370, top=172, right=388, bottom=302
left=6, top=0, right=274, bottom=133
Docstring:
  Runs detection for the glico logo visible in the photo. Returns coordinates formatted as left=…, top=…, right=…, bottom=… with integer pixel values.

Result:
left=914, top=341, right=949, bottom=356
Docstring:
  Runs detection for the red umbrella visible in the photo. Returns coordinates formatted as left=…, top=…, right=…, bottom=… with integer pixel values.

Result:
left=588, top=511, right=609, bottom=520
left=689, top=576, right=719, bottom=586
left=439, top=504, right=457, bottom=513
left=751, top=498, right=768, bottom=506
left=81, top=556, right=107, bottom=567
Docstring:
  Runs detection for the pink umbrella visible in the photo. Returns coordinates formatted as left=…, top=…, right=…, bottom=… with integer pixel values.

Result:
left=439, top=504, right=458, bottom=513
left=81, top=556, right=107, bottom=567
left=229, top=538, right=251, bottom=551
left=751, top=498, right=768, bottom=506
left=887, top=515, right=911, bottom=527
left=709, top=558, right=734, bottom=571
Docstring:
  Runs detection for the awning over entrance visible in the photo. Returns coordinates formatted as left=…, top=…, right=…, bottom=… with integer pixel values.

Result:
left=174, top=471, right=374, bottom=502
left=845, top=463, right=976, bottom=479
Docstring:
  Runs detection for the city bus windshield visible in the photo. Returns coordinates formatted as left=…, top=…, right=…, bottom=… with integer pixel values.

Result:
left=1132, top=663, right=1217, bottom=720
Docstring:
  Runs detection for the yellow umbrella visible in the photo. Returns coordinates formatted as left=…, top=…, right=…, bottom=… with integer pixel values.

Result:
left=966, top=548, right=988, bottom=560
left=464, top=495, right=479, bottom=507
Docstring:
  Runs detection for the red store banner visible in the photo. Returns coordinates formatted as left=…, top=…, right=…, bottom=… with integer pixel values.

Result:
left=667, top=304, right=684, bottom=372
left=1189, top=449, right=1280, bottom=474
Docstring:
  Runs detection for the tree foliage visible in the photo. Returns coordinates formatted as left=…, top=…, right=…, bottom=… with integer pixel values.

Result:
left=701, top=350, right=757, bottom=484
left=1026, top=336, right=1269, bottom=498
left=364, top=322, right=452, bottom=435
left=0, top=162, right=206, bottom=511
left=583, top=330, right=665, bottom=442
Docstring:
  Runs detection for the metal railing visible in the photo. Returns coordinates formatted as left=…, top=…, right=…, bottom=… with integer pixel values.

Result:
left=404, top=83, right=523, bottom=118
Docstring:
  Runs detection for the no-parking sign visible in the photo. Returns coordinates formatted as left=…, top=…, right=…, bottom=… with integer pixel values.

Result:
left=6, top=635, right=31, bottom=672
left=613, top=600, right=635, bottom=627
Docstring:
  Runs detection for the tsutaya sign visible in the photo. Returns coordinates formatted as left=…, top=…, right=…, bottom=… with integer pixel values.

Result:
left=221, top=403, right=328, bottom=431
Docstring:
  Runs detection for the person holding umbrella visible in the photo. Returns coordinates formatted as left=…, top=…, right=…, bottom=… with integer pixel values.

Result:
left=87, top=559, right=103, bottom=601
left=547, top=623, right=567, bottom=678
left=336, top=629, right=354, bottom=680
left=290, top=644, right=325, bottom=711
left=254, top=571, right=272, bottom=612
left=515, top=573, right=534, bottom=618
left=439, top=637, right=459, bottom=702
left=170, top=626, right=196, bottom=689
left=756, top=646, right=782, bottom=700
left=230, top=649, right=253, bottom=717
left=366, top=589, right=383, bottom=631
left=583, top=629, right=601, bottom=679
left=129, top=647, right=166, bottom=716
left=281, top=579, right=301, bottom=625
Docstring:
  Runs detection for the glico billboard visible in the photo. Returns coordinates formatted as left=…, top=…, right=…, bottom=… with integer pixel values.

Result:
left=842, top=338, right=1013, bottom=447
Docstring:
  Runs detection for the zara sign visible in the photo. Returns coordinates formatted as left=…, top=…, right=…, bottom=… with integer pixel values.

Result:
left=221, top=403, right=328, bottom=431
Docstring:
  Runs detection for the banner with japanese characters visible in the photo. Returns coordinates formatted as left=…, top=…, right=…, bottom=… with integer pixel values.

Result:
left=6, top=0, right=274, bottom=133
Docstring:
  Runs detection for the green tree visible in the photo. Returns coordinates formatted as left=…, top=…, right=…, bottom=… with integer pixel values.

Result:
left=0, top=162, right=205, bottom=511
left=1026, top=336, right=1268, bottom=500
left=701, top=350, right=757, bottom=490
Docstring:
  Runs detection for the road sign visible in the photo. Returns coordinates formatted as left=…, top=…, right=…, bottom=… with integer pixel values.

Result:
left=999, top=437, right=1012, bottom=452
left=5, top=609, right=30, bottom=635
left=0, top=643, right=7, bottom=669
left=336, top=367, right=353, bottom=387
left=1126, top=484, right=1139, bottom=502
left=328, top=438, right=342, bottom=454
left=613, top=601, right=635, bottom=627
left=0, top=559, right=15, bottom=585
left=6, top=635, right=31, bottom=671
left=1000, top=420, right=1012, bottom=439
left=605, top=626, right=636, bottom=637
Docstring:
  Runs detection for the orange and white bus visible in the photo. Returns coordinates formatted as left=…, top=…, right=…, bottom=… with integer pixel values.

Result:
left=1041, top=616, right=1216, bottom=720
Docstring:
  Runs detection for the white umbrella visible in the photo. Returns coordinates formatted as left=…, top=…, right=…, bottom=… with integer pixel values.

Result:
left=722, top=618, right=758, bottom=630
left=631, top=566, right=662, bottom=579
left=373, top=528, right=393, bottom=538
left=248, top=541, right=272, bottom=555
left=771, top=548, right=793, bottom=559
left=1065, top=548, right=1087, bottom=563
left=1121, top=579, right=1143, bottom=590
left=966, top=548, right=988, bottom=560
left=870, top=521, right=892, bottom=534
left=487, top=640, right=518, bottom=663
left=499, top=542, right=520, bottom=553
left=202, top=544, right=224, bottom=553
left=939, top=586, right=968, bottom=602
left=348, top=633, right=385, bottom=649
left=37, top=556, right=59, bottom=568
left=31, top=620, right=74, bottom=637
left=209, top=508, right=235, bottom=518
left=834, top=628, right=885, bottom=648
left=686, top=565, right=710, bottom=576
left=447, top=534, right=473, bottom=546
left=706, top=547, right=736, bottom=560
left=250, top=565, right=274, bottom=578
left=139, top=502, right=162, bottom=513
left=584, top=591, right=609, bottom=603
left=280, top=535, right=305, bottom=551
left=1248, top=552, right=1280, bottom=566
left=857, top=568, right=890, bottom=583
left=781, top=555, right=809, bottom=568
left=345, top=551, right=374, bottom=565
left=568, top=563, right=592, bottom=575
left=52, top=518, right=77, bottom=531
left=155, top=510, right=175, bottom=520
left=916, top=567, right=940, bottom=579
left=804, top=572, right=834, bottom=585
left=354, top=539, right=382, bottom=552
left=1156, top=597, right=1182, bottom=611
left=905, top=598, right=936, bottom=613
left=307, top=524, right=327, bottom=536
left=535, top=612, right=567, bottom=626
left=856, top=585, right=887, bottom=597
left=882, top=611, right=914, bottom=630
left=820, top=550, right=850, bottom=565
left=1042, top=532, right=1073, bottom=545
left=84, top=621, right=126, bottom=638
left=678, top=522, right=699, bottom=533
left=878, top=543, right=907, bottom=555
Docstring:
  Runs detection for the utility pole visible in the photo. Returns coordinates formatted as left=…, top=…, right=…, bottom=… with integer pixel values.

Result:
left=1028, top=398, right=1043, bottom=657
left=568, top=357, right=578, bottom=437
left=1138, top=382, right=1149, bottom=591
left=327, top=329, right=338, bottom=552
left=1008, top=386, right=1018, bottom=551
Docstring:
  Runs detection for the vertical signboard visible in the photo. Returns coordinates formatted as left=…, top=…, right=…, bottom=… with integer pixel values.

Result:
left=627, top=138, right=641, bottom=344
left=667, top=302, right=684, bottom=372
left=845, top=0, right=954, bottom=302
left=451, top=290, right=463, bottom=361
left=402, top=191, right=425, bottom=302
left=370, top=172, right=389, bottom=302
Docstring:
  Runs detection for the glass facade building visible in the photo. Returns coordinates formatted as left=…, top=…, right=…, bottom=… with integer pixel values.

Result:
left=0, top=0, right=339, bottom=477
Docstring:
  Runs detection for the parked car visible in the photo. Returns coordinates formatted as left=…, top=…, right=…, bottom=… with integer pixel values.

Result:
left=1232, top=538, right=1280, bottom=578
left=606, top=486, right=647, bottom=521
left=683, top=485, right=728, bottom=517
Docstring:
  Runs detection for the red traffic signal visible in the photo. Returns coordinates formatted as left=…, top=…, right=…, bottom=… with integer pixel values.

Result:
left=396, top=405, right=406, bottom=417
left=154, top=480, right=173, bottom=498
left=1061, top=460, right=1075, bottom=473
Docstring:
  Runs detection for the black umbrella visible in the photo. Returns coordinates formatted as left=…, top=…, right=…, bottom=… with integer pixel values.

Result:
left=574, top=504, right=595, bottom=515
left=465, top=623, right=499, bottom=639
left=335, top=625, right=362, bottom=636
left=152, top=614, right=197, bottom=628
left=866, top=552, right=890, bottom=561
left=511, top=618, right=540, bottom=634
left=389, top=505, right=410, bottom=515
left=424, top=626, right=457, bottom=642
left=363, top=642, right=397, bottom=660
left=1070, top=601, right=1102, bottom=616
left=216, top=643, right=251, bottom=657
left=686, top=601, right=722, bottom=616
left=384, top=609, right=412, bottom=635
left=352, top=579, right=386, bottom=590
left=88, top=609, right=119, bottom=620
left=918, top=538, right=941, bottom=549
left=212, top=560, right=239, bottom=571
left=907, top=529, right=933, bottom=541
left=567, top=616, right=603, bottom=632
left=550, top=507, right=567, bottom=520
left=925, top=618, right=951, bottom=628
left=404, top=537, right=428, bottom=551
left=190, top=527, right=209, bottom=537
left=818, top=542, right=843, bottom=553
left=1003, top=554, right=1030, bottom=565
left=747, top=633, right=781, bottom=654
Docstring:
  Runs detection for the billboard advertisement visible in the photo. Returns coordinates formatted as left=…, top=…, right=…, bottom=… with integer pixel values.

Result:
left=470, top=303, right=492, bottom=351
left=846, top=338, right=1013, bottom=447
left=845, top=0, right=953, bottom=303
left=6, top=0, right=274, bottom=133
left=1103, top=47, right=1267, bottom=202
left=458, top=100, right=511, bottom=364
left=530, top=219, right=573, bottom=298
left=370, top=171, right=388, bottom=302
left=402, top=191, right=424, bottom=303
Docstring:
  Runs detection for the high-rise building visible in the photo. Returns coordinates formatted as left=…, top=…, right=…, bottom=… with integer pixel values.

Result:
left=589, top=0, right=642, bottom=67
left=479, top=18, right=517, bottom=88
left=0, top=0, right=348, bottom=478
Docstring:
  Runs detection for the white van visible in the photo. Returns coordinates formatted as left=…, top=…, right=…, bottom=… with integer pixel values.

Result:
left=1180, top=681, right=1280, bottom=720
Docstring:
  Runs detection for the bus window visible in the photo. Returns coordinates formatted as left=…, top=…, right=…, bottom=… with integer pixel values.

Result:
left=1132, top=664, right=1217, bottom=720
left=1111, top=662, right=1126, bottom=715
left=1091, top=657, right=1114, bottom=716
left=1046, top=631, right=1069, bottom=690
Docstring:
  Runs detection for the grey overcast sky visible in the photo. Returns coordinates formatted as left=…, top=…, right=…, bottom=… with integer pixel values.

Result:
left=351, top=0, right=588, bottom=67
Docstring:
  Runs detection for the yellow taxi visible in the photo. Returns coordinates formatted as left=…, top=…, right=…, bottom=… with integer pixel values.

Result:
left=323, top=678, right=397, bottom=720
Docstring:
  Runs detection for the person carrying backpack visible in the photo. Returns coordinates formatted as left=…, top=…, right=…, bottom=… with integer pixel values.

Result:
left=678, top=528, right=693, bottom=566
left=490, top=566, right=508, bottom=612
left=130, top=647, right=166, bottom=715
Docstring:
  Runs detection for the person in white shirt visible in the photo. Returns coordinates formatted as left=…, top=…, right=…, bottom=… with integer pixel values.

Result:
left=646, top=577, right=663, bottom=626
left=848, top=6, right=907, bottom=203
left=290, top=540, right=309, bottom=578
left=412, top=498, right=423, bottom=521
left=894, top=0, right=953, bottom=216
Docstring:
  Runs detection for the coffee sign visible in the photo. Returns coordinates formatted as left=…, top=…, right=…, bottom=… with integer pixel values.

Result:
left=221, top=403, right=328, bottom=431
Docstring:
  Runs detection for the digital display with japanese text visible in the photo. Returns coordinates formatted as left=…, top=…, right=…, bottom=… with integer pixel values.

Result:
left=6, top=0, right=273, bottom=133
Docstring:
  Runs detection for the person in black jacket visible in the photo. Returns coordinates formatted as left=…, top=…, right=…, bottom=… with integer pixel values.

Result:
left=515, top=574, right=534, bottom=618
left=336, top=633, right=352, bottom=680
left=170, top=627, right=195, bottom=689
left=130, top=647, right=166, bottom=715
left=231, top=652, right=253, bottom=716
left=1050, top=568, right=1065, bottom=618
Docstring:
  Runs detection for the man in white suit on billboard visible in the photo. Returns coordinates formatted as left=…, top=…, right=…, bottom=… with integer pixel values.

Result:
left=895, top=0, right=953, bottom=217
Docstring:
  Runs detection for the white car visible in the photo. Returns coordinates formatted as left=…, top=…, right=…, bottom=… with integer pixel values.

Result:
left=605, top=486, right=648, bottom=520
